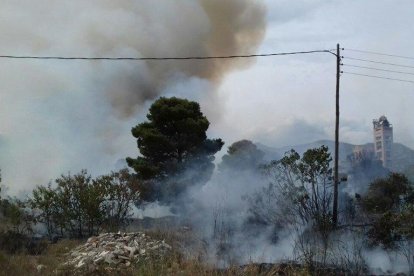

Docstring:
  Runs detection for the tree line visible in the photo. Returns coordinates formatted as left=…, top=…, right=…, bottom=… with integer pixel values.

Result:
left=1, top=96, right=414, bottom=273
left=30, top=169, right=141, bottom=239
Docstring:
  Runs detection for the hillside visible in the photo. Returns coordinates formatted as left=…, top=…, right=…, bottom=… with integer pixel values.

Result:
left=390, top=143, right=414, bottom=172
left=256, top=140, right=353, bottom=163
left=257, top=140, right=414, bottom=173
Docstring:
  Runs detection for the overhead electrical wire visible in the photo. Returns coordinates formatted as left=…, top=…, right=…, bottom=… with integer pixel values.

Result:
left=344, top=48, right=414, bottom=60
left=1, top=46, right=413, bottom=85
left=342, top=48, right=414, bottom=84
left=342, top=71, right=414, bottom=84
left=342, top=64, right=414, bottom=76
left=342, top=57, right=414, bottom=69
left=0, top=49, right=336, bottom=61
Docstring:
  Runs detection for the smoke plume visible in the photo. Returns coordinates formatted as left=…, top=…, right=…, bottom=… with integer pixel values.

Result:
left=0, top=0, right=266, bottom=193
left=45, top=0, right=266, bottom=117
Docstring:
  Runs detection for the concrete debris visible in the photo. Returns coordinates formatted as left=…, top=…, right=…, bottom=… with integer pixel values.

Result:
left=64, top=232, right=172, bottom=270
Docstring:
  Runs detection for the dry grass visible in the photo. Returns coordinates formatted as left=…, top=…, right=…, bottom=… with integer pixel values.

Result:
left=0, top=239, right=82, bottom=276
left=0, top=248, right=314, bottom=276
left=0, top=231, right=214, bottom=276
left=0, top=230, right=317, bottom=276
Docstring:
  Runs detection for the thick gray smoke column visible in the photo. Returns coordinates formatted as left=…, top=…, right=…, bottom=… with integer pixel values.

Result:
left=103, top=0, right=267, bottom=117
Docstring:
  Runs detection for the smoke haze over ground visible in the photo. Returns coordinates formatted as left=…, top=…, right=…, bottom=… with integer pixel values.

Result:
left=2, top=1, right=414, bottom=274
left=178, top=143, right=413, bottom=274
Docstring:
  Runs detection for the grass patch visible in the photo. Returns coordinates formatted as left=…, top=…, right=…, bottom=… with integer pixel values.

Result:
left=0, top=232, right=322, bottom=275
left=0, top=239, right=82, bottom=276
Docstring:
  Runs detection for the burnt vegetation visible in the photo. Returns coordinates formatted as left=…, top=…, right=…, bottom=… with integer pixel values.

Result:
left=1, top=97, right=414, bottom=275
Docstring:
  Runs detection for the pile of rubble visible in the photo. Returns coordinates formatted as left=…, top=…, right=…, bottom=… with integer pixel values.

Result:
left=64, top=232, right=172, bottom=269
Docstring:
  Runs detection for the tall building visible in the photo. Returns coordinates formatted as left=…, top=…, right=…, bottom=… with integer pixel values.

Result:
left=373, top=115, right=393, bottom=168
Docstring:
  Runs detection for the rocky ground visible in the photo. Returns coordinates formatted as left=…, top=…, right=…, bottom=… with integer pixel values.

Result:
left=63, top=232, right=172, bottom=271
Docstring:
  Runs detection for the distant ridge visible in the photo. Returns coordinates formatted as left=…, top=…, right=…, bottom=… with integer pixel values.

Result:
left=256, top=140, right=414, bottom=173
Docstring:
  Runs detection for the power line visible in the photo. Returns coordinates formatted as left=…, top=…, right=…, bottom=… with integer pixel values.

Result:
left=342, top=64, right=414, bottom=76
left=342, top=71, right=414, bottom=84
left=344, top=48, right=414, bottom=60
left=343, top=56, right=414, bottom=69
left=0, top=49, right=335, bottom=61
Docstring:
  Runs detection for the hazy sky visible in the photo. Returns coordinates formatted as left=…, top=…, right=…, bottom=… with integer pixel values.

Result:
left=1, top=0, right=413, bottom=193
left=214, top=0, right=414, bottom=147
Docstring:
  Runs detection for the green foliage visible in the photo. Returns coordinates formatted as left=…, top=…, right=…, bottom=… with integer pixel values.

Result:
left=363, top=173, right=413, bottom=214
left=99, top=169, right=142, bottom=231
left=246, top=146, right=335, bottom=268
left=248, top=146, right=334, bottom=230
left=0, top=198, right=34, bottom=235
left=30, top=169, right=141, bottom=239
left=0, top=195, right=40, bottom=255
left=67, top=171, right=107, bottom=237
left=398, top=204, right=414, bottom=239
left=219, top=140, right=264, bottom=172
left=31, top=184, right=60, bottom=238
left=362, top=173, right=414, bottom=248
left=126, top=97, right=223, bottom=203
left=366, top=211, right=401, bottom=248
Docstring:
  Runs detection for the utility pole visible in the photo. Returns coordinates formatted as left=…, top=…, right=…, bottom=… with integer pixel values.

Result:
left=333, top=43, right=341, bottom=227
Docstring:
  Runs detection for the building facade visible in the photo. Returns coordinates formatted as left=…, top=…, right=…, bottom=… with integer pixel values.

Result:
left=373, top=116, right=393, bottom=168
left=348, top=145, right=375, bottom=166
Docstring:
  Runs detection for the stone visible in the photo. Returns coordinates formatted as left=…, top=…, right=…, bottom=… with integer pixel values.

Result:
left=63, top=232, right=172, bottom=270
left=36, top=264, right=45, bottom=273
left=76, top=260, right=85, bottom=268
left=87, top=237, right=98, bottom=243
left=118, top=255, right=130, bottom=261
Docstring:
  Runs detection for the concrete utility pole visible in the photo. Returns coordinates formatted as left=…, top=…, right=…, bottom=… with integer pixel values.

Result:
left=333, top=43, right=341, bottom=227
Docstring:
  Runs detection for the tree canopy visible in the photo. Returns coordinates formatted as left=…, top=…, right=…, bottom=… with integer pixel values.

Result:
left=361, top=173, right=414, bottom=248
left=247, top=146, right=334, bottom=229
left=245, top=146, right=335, bottom=267
left=219, top=140, right=264, bottom=172
left=126, top=97, right=224, bottom=203
left=30, top=169, right=140, bottom=239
